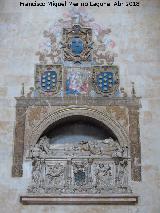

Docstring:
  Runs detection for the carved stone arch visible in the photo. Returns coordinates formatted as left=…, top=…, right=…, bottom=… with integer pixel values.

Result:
left=25, top=106, right=130, bottom=155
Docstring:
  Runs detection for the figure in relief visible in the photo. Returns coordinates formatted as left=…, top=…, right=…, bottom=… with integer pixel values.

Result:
left=95, top=163, right=112, bottom=187
left=117, top=160, right=128, bottom=187
left=30, top=136, right=50, bottom=159
left=112, top=146, right=128, bottom=158
left=45, top=163, right=65, bottom=185
left=32, top=160, right=43, bottom=186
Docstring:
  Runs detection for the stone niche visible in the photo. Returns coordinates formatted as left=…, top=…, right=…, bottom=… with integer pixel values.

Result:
left=13, top=96, right=141, bottom=205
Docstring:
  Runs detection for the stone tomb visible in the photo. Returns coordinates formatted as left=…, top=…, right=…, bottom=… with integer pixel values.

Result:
left=12, top=21, right=141, bottom=205
left=13, top=97, right=141, bottom=205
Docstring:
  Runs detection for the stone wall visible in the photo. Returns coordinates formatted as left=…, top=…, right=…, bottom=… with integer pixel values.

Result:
left=0, top=0, right=160, bottom=212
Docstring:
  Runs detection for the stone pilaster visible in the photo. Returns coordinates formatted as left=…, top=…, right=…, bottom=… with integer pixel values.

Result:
left=12, top=106, right=27, bottom=177
left=128, top=106, right=141, bottom=181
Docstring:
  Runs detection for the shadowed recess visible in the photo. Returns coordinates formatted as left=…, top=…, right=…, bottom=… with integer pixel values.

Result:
left=41, top=115, right=118, bottom=144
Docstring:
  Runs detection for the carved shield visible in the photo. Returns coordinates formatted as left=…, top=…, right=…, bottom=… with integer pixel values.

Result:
left=62, top=24, right=93, bottom=63
left=41, top=70, right=57, bottom=92
left=92, top=66, right=119, bottom=96
left=35, top=65, right=62, bottom=96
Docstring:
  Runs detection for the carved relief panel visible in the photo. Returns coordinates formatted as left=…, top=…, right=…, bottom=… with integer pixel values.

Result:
left=27, top=136, right=131, bottom=195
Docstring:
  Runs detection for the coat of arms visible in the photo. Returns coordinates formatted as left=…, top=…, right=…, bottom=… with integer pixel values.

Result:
left=35, top=65, right=62, bottom=96
left=61, top=24, right=93, bottom=63
left=92, top=66, right=119, bottom=96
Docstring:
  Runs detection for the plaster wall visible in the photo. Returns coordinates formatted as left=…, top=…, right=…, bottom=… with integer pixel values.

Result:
left=0, top=0, right=160, bottom=212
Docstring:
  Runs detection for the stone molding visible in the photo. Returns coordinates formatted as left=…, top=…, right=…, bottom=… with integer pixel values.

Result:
left=20, top=195, right=138, bottom=205
left=15, top=96, right=141, bottom=108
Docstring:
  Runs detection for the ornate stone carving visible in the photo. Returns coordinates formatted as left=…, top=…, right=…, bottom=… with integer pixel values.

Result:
left=13, top=102, right=141, bottom=183
left=30, top=136, right=51, bottom=158
left=27, top=136, right=131, bottom=195
left=92, top=65, right=119, bottom=96
left=24, top=107, right=131, bottom=156
left=35, top=64, right=62, bottom=96
left=61, top=24, right=93, bottom=63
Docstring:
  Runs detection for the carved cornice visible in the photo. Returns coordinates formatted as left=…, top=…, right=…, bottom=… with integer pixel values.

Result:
left=15, top=96, right=141, bottom=108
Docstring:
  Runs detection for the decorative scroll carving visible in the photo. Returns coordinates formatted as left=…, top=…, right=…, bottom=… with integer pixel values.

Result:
left=27, top=136, right=131, bottom=195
